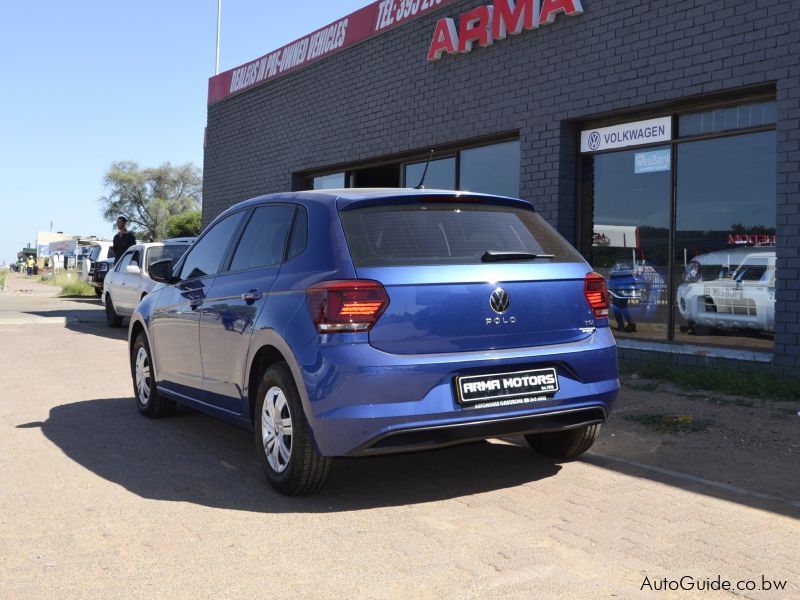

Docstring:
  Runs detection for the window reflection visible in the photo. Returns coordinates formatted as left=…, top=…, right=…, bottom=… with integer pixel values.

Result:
left=313, top=172, right=345, bottom=189
left=582, top=147, right=672, bottom=340
left=678, top=101, right=776, bottom=137
left=403, top=157, right=456, bottom=190
left=674, top=131, right=776, bottom=350
left=460, top=141, right=520, bottom=197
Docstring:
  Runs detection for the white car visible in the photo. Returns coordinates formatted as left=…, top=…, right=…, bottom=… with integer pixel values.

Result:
left=682, top=245, right=774, bottom=283
left=103, top=238, right=194, bottom=327
left=677, top=251, right=776, bottom=334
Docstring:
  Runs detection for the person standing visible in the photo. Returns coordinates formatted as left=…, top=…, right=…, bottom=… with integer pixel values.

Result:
left=113, top=216, right=136, bottom=264
left=26, top=256, right=35, bottom=276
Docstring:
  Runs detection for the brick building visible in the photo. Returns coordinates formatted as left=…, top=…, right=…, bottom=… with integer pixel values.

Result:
left=203, top=0, right=799, bottom=373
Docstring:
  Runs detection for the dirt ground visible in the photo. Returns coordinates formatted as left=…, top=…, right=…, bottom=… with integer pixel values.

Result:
left=597, top=377, right=799, bottom=503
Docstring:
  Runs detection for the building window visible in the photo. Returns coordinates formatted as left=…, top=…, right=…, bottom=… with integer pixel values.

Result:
left=678, top=101, right=776, bottom=137
left=459, top=140, right=520, bottom=197
left=582, top=147, right=671, bottom=340
left=403, top=157, right=456, bottom=190
left=304, top=139, right=521, bottom=197
left=580, top=99, right=777, bottom=351
left=673, top=131, right=776, bottom=350
left=312, top=172, right=345, bottom=189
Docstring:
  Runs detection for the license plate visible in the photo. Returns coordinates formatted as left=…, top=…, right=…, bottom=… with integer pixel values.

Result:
left=455, top=368, right=559, bottom=406
left=704, top=286, right=742, bottom=300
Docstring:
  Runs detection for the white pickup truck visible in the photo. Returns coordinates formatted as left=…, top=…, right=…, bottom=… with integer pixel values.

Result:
left=677, top=251, right=776, bottom=334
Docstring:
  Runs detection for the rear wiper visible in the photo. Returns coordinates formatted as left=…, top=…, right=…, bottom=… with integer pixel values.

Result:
left=481, top=251, right=555, bottom=263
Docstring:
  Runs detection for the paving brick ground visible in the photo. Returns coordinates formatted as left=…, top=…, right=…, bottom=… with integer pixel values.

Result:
left=0, top=274, right=797, bottom=598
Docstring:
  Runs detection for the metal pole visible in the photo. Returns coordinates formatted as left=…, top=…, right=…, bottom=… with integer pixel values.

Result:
left=215, top=0, right=222, bottom=75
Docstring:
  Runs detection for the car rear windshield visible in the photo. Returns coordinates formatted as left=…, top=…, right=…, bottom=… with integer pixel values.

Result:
left=339, top=202, right=584, bottom=266
left=146, top=244, right=190, bottom=269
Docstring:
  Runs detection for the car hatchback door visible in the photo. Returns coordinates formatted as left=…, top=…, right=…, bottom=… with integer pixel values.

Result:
left=337, top=200, right=595, bottom=354
left=149, top=211, right=247, bottom=400
left=199, top=204, right=299, bottom=415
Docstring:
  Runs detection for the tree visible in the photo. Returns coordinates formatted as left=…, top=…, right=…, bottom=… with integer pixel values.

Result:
left=166, top=210, right=202, bottom=238
left=99, top=161, right=202, bottom=241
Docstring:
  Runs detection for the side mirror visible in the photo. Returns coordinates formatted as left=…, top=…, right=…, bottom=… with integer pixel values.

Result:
left=148, top=259, right=174, bottom=284
left=125, top=265, right=141, bottom=275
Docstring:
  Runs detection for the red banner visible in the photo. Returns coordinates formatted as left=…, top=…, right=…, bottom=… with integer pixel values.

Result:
left=208, top=0, right=456, bottom=105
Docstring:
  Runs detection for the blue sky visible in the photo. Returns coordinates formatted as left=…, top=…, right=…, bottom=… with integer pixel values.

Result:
left=0, top=0, right=368, bottom=263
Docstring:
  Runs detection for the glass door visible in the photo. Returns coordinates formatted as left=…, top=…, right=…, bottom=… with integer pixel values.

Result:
left=580, top=147, right=672, bottom=340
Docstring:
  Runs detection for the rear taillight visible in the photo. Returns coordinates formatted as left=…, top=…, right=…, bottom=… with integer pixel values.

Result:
left=584, top=272, right=609, bottom=318
left=306, top=280, right=389, bottom=333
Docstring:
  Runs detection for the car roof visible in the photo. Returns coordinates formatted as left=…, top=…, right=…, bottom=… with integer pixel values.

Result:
left=692, top=246, right=775, bottom=263
left=215, top=188, right=532, bottom=221
left=126, top=239, right=195, bottom=251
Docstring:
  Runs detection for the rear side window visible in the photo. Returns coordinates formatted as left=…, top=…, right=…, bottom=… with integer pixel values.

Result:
left=229, top=205, right=296, bottom=271
left=287, top=208, right=308, bottom=261
left=180, top=211, right=245, bottom=280
left=339, top=203, right=583, bottom=266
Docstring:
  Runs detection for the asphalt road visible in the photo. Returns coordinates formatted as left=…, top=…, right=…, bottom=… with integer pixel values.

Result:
left=1, top=274, right=798, bottom=599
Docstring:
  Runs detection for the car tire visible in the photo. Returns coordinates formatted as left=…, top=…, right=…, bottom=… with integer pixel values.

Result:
left=524, top=424, right=601, bottom=459
left=131, top=333, right=176, bottom=418
left=254, top=362, right=332, bottom=496
left=105, top=296, right=123, bottom=328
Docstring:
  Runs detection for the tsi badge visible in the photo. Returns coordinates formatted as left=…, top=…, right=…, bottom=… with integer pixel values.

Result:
left=487, top=287, right=517, bottom=325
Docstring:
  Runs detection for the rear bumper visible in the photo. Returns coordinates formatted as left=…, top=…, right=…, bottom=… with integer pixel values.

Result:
left=297, top=328, right=619, bottom=456
left=349, top=406, right=607, bottom=456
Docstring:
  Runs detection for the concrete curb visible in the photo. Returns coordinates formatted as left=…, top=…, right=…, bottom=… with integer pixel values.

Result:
left=0, top=316, right=69, bottom=326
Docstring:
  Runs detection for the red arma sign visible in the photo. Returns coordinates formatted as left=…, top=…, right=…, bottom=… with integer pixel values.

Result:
left=427, top=0, right=584, bottom=61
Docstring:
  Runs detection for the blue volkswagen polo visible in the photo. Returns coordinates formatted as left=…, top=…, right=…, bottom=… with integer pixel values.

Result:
left=129, top=189, right=618, bottom=495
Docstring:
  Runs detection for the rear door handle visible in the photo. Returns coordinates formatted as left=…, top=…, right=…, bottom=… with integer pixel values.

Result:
left=242, top=290, right=262, bottom=304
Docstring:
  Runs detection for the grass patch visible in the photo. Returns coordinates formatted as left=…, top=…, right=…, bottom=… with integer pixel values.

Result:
left=41, top=272, right=95, bottom=297
left=625, top=364, right=800, bottom=402
left=625, top=414, right=711, bottom=434
left=0, top=271, right=7, bottom=290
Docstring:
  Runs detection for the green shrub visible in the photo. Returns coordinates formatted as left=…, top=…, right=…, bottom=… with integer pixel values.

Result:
left=41, top=272, right=95, bottom=297
left=626, top=363, right=800, bottom=401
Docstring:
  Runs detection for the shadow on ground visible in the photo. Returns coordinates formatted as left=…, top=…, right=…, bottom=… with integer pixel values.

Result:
left=32, top=397, right=560, bottom=513
left=25, top=306, right=128, bottom=340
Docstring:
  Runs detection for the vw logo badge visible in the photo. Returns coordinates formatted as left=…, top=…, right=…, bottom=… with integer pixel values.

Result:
left=490, top=288, right=510, bottom=314
left=587, top=131, right=601, bottom=151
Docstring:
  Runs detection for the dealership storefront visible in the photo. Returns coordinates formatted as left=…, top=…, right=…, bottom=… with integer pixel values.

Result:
left=203, top=0, right=799, bottom=373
